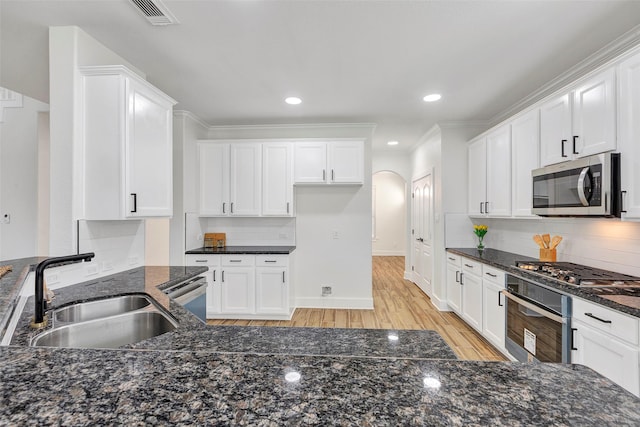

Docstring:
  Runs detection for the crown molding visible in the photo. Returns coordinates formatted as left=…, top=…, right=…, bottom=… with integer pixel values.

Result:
left=207, top=122, right=377, bottom=132
left=173, top=110, right=209, bottom=129
left=490, top=24, right=640, bottom=127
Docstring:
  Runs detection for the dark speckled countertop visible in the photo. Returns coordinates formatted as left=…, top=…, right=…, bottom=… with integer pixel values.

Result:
left=1, top=257, right=639, bottom=424
left=186, top=245, right=296, bottom=255
left=447, top=248, right=640, bottom=318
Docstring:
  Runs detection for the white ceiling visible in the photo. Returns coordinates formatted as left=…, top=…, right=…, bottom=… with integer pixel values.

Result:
left=2, top=1, right=640, bottom=152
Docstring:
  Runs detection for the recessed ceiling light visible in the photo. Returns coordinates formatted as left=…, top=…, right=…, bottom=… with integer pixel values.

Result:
left=285, top=97, right=302, bottom=105
left=423, top=93, right=442, bottom=102
left=387, top=141, right=399, bottom=146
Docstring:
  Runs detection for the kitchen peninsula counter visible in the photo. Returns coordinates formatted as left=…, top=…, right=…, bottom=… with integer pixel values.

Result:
left=186, top=245, right=296, bottom=255
left=2, top=260, right=639, bottom=425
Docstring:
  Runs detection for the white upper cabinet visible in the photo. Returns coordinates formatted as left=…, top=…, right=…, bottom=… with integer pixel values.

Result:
left=468, top=125, right=511, bottom=217
left=229, top=143, right=262, bottom=216
left=198, top=143, right=229, bottom=216
left=198, top=142, right=262, bottom=216
left=511, top=109, right=540, bottom=217
left=540, top=93, right=572, bottom=166
left=81, top=65, right=176, bottom=219
left=618, top=51, right=640, bottom=220
left=540, top=68, right=616, bottom=166
left=572, top=68, right=616, bottom=158
left=294, top=140, right=364, bottom=185
left=262, top=142, right=293, bottom=216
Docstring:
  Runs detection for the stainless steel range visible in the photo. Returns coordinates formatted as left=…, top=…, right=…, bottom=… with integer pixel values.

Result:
left=515, top=261, right=640, bottom=287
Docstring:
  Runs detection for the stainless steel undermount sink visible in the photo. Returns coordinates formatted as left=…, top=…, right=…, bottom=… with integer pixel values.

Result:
left=53, top=294, right=152, bottom=323
left=30, top=294, right=178, bottom=349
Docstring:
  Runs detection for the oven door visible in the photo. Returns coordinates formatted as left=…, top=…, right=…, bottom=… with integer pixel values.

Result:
left=503, top=289, right=571, bottom=363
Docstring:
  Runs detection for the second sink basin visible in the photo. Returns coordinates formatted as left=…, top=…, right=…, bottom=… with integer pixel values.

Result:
left=53, top=294, right=152, bottom=323
left=31, top=311, right=177, bottom=349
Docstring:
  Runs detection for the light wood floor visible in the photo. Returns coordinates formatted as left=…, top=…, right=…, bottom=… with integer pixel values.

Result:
left=207, top=256, right=507, bottom=361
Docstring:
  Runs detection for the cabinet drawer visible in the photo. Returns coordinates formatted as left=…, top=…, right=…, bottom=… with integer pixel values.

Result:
left=185, top=254, right=220, bottom=266
left=573, top=298, right=639, bottom=345
left=446, top=252, right=461, bottom=267
left=221, top=255, right=255, bottom=267
left=461, top=258, right=482, bottom=276
left=482, top=265, right=505, bottom=285
left=256, top=255, right=288, bottom=267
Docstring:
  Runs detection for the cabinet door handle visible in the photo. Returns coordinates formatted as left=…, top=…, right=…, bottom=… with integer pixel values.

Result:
left=561, top=139, right=567, bottom=157
left=464, top=264, right=473, bottom=268
left=455, top=270, right=460, bottom=283
left=331, top=169, right=335, bottom=181
left=485, top=272, right=497, bottom=278
left=498, top=290, right=503, bottom=307
left=323, top=169, right=326, bottom=181
left=229, top=259, right=242, bottom=263
left=448, top=257, right=456, bottom=261
left=480, top=202, right=484, bottom=214
left=222, top=202, right=226, bottom=214
left=230, top=202, right=234, bottom=214
left=570, top=328, right=578, bottom=351
left=130, top=193, right=137, bottom=213
left=287, top=202, right=290, bottom=214
left=265, top=260, right=277, bottom=263
left=460, top=272, right=464, bottom=285
left=195, top=259, right=207, bottom=263
left=213, top=270, right=216, bottom=282
left=572, top=135, right=579, bottom=154
left=485, top=201, right=490, bottom=214
left=621, top=190, right=627, bottom=213
left=282, top=271, right=286, bottom=283
left=584, top=312, right=612, bottom=324
left=221, top=271, right=225, bottom=282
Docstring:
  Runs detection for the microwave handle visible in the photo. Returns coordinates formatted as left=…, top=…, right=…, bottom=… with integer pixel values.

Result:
left=577, top=167, right=590, bottom=206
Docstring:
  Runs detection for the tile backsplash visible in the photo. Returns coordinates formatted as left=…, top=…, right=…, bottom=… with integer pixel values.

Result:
left=476, top=217, right=640, bottom=277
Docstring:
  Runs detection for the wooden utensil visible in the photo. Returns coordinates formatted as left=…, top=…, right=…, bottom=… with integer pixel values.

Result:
left=550, top=235, right=563, bottom=249
left=533, top=235, right=545, bottom=248
left=542, top=234, right=550, bottom=249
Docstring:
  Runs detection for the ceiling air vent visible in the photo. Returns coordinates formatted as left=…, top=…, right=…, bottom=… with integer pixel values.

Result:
left=129, top=0, right=179, bottom=26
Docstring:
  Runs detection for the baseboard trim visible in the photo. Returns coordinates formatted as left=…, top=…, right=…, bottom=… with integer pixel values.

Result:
left=295, top=297, right=374, bottom=309
left=372, top=250, right=405, bottom=256
left=403, top=271, right=412, bottom=281
left=430, top=294, right=451, bottom=311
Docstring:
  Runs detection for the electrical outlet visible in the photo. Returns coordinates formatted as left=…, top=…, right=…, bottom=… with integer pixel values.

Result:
left=321, top=285, right=332, bottom=296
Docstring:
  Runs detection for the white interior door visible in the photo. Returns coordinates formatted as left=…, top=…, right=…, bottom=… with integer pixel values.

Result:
left=412, top=174, right=433, bottom=296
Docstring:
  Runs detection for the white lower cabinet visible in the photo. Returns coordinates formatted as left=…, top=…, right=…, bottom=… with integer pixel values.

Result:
left=461, top=259, right=483, bottom=332
left=571, top=297, right=640, bottom=396
left=446, top=254, right=462, bottom=314
left=187, top=253, right=292, bottom=320
left=482, top=266, right=506, bottom=351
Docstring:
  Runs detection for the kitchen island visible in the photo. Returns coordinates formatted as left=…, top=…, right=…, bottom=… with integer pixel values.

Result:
left=1, top=259, right=639, bottom=425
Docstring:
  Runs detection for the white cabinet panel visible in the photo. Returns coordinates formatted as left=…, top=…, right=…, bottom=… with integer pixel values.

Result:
left=572, top=320, right=639, bottom=396
left=256, top=267, right=288, bottom=315
left=467, top=138, right=487, bottom=216
left=572, top=68, right=616, bottom=158
left=618, top=52, right=640, bottom=220
left=220, top=267, right=255, bottom=314
left=81, top=66, right=175, bottom=220
left=294, top=140, right=364, bottom=185
left=198, top=143, right=229, bottom=216
left=262, top=142, right=293, bottom=216
left=540, top=93, right=572, bottom=166
left=446, top=258, right=462, bottom=314
left=482, top=279, right=505, bottom=350
left=485, top=125, right=511, bottom=216
left=229, top=144, right=262, bottom=216
left=511, top=109, right=540, bottom=217
left=461, top=261, right=483, bottom=332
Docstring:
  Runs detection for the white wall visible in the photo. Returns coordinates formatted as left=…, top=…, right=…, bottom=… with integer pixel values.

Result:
left=187, top=124, right=375, bottom=309
left=372, top=171, right=406, bottom=256
left=0, top=92, right=49, bottom=259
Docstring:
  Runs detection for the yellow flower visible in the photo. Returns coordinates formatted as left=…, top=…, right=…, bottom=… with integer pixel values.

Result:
left=473, top=224, right=488, bottom=237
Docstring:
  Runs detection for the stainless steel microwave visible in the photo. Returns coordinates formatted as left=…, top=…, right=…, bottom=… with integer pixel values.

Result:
left=532, top=153, right=620, bottom=217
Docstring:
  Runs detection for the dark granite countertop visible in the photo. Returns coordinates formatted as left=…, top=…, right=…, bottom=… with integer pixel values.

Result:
left=2, top=258, right=640, bottom=424
left=186, top=245, right=296, bottom=255
left=1, top=346, right=639, bottom=426
left=447, top=248, right=640, bottom=319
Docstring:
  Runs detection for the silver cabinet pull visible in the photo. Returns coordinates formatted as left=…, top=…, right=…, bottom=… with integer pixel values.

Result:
left=265, top=260, right=277, bottom=263
left=460, top=272, right=464, bottom=285
left=282, top=271, right=286, bottom=283
left=230, top=202, right=234, bottom=213
left=195, top=260, right=207, bottom=263
left=322, top=169, right=326, bottom=181
left=230, top=259, right=241, bottom=263
left=455, top=271, right=459, bottom=283
left=584, top=312, right=612, bottom=324
left=480, top=202, right=484, bottom=214
left=222, top=271, right=225, bottom=282
left=331, top=169, right=335, bottom=181
left=222, top=202, right=226, bottom=214
left=287, top=202, right=290, bottom=214
left=485, top=201, right=490, bottom=214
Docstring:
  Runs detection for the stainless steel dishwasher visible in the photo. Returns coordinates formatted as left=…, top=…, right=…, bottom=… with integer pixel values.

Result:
left=163, top=275, right=207, bottom=323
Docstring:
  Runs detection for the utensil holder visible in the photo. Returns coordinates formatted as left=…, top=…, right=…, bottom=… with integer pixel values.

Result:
left=539, top=248, right=557, bottom=262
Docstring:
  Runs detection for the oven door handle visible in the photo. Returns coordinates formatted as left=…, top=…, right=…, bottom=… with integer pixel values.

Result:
left=501, top=290, right=566, bottom=324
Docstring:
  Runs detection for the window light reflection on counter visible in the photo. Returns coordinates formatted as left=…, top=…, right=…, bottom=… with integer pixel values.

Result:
left=388, top=332, right=399, bottom=342
left=423, top=376, right=442, bottom=389
left=285, top=370, right=301, bottom=383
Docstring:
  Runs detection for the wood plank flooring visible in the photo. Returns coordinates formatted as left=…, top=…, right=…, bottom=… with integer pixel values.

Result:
left=207, top=256, right=507, bottom=361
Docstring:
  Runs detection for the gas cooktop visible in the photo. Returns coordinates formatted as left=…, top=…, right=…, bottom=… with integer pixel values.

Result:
left=515, top=261, right=640, bottom=287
